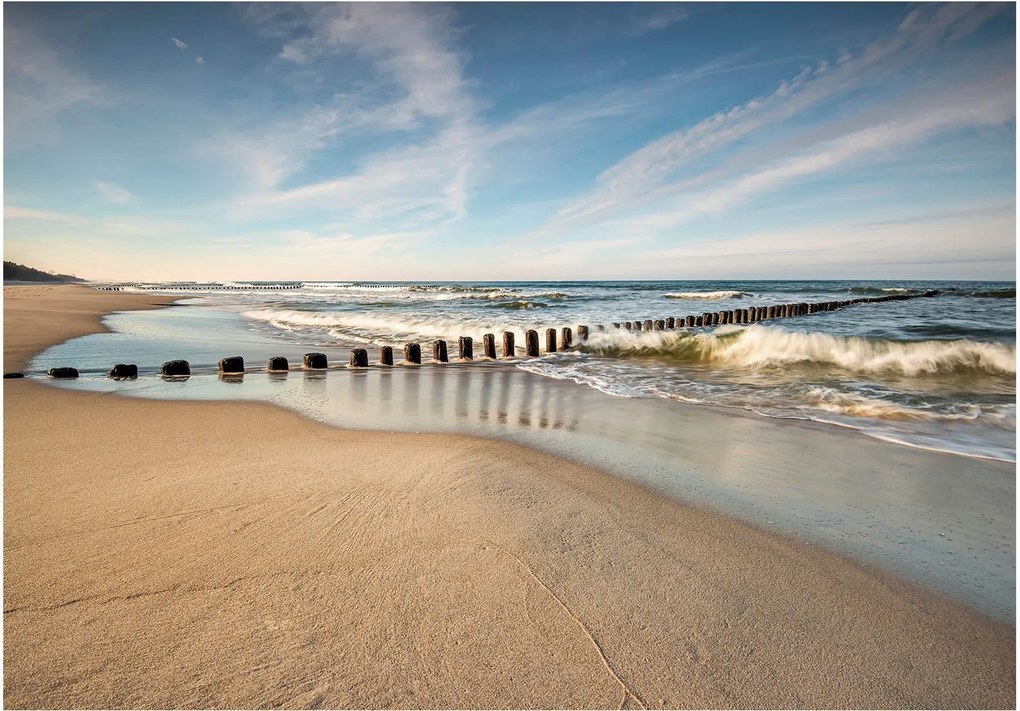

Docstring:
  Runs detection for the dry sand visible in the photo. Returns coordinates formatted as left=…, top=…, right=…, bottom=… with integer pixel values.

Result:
left=3, top=285, right=1015, bottom=709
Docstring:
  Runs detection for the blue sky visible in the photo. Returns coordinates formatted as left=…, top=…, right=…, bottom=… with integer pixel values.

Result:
left=4, top=2, right=1016, bottom=281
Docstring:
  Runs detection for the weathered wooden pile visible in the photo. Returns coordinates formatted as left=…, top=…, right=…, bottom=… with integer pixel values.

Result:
left=33, top=290, right=937, bottom=380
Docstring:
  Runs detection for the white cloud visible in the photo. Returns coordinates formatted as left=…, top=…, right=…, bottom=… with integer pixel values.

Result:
left=4, top=205, right=78, bottom=222
left=92, top=181, right=135, bottom=204
left=538, top=3, right=1008, bottom=236
left=226, top=2, right=482, bottom=234
left=196, top=56, right=204, bottom=65
left=171, top=37, right=188, bottom=49
left=632, top=71, right=1015, bottom=230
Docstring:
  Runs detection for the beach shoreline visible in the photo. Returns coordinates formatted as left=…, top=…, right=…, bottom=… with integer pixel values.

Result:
left=4, top=285, right=1015, bottom=708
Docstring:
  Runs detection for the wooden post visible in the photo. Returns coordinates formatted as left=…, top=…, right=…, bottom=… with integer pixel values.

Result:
left=404, top=343, right=421, bottom=365
left=696, top=315, right=704, bottom=326
left=218, top=355, right=244, bottom=373
left=666, top=317, right=675, bottom=329
left=633, top=321, right=642, bottom=331
left=525, top=330, right=540, bottom=357
left=611, top=323, right=621, bottom=329
left=482, top=334, right=496, bottom=359
left=643, top=319, right=653, bottom=331
left=108, top=363, right=138, bottom=379
left=742, top=309, right=750, bottom=323
left=303, top=353, right=327, bottom=369
left=711, top=312, right=720, bottom=326
left=561, top=327, right=573, bottom=349
left=577, top=325, right=589, bottom=341
left=654, top=319, right=665, bottom=331
left=160, top=360, right=191, bottom=376
left=703, top=312, right=712, bottom=326
left=48, top=367, right=79, bottom=379
left=625, top=322, right=633, bottom=330
left=686, top=316, right=695, bottom=327
left=597, top=325, right=606, bottom=332
left=267, top=356, right=289, bottom=372
left=720, top=311, right=729, bottom=325
left=350, top=349, right=368, bottom=367
left=502, top=331, right=515, bottom=358
left=380, top=346, right=394, bottom=366
left=459, top=336, right=474, bottom=360
left=433, top=340, right=449, bottom=363
left=545, top=328, right=557, bottom=353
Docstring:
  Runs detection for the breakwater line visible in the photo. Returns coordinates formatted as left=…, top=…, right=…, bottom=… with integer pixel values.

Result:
left=23, top=290, right=941, bottom=381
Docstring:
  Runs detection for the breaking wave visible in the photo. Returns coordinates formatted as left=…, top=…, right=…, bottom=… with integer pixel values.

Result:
left=582, top=325, right=1016, bottom=376
left=664, top=290, right=750, bottom=300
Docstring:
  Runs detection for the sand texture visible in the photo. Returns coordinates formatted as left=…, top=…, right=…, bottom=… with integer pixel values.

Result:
left=3, top=286, right=1015, bottom=709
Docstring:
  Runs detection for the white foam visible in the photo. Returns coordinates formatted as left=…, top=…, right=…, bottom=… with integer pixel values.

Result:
left=663, top=290, right=749, bottom=300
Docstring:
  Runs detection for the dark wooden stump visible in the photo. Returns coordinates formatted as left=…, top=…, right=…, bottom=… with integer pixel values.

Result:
left=686, top=316, right=695, bottom=327
left=577, top=325, right=589, bottom=341
left=643, top=320, right=653, bottom=331
left=502, top=331, right=515, bottom=358
left=48, top=367, right=79, bottom=379
left=404, top=343, right=422, bottom=364
left=4, top=372, right=24, bottom=379
left=525, top=330, right=540, bottom=357
left=433, top=340, right=449, bottom=363
left=483, top=333, right=497, bottom=359
left=108, top=363, right=138, bottom=379
left=267, top=356, right=289, bottom=372
left=160, top=360, right=190, bottom=376
left=666, top=318, right=675, bottom=329
left=303, top=353, right=327, bottom=369
left=350, top=349, right=368, bottom=367
left=544, top=328, right=557, bottom=353
left=459, top=336, right=474, bottom=360
left=380, top=347, right=394, bottom=366
left=218, top=355, right=244, bottom=373
left=561, top=327, right=572, bottom=349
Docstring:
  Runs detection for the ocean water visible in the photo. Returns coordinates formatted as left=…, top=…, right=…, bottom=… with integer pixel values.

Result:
left=80, top=279, right=1016, bottom=462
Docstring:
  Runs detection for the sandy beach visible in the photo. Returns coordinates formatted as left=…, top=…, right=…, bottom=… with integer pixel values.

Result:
left=3, top=285, right=1015, bottom=709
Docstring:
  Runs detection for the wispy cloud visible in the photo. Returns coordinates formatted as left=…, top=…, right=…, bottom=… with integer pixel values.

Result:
left=4, top=20, right=104, bottom=148
left=228, top=3, right=481, bottom=231
left=92, top=180, right=135, bottom=204
left=170, top=36, right=188, bottom=50
left=634, top=71, right=1015, bottom=231
left=536, top=2, right=1009, bottom=237
left=195, top=56, right=204, bottom=65
left=631, top=5, right=689, bottom=35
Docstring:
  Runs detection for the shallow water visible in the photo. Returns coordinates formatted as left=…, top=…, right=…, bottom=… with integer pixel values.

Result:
left=80, top=279, right=1017, bottom=462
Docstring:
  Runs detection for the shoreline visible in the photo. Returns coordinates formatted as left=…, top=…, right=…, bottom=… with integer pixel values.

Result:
left=4, top=285, right=1015, bottom=708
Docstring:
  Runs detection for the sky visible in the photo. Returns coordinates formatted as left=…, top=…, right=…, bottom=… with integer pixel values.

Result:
left=3, top=2, right=1016, bottom=281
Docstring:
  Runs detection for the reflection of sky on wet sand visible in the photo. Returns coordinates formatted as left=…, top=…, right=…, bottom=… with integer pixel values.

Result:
left=40, top=361, right=1014, bottom=622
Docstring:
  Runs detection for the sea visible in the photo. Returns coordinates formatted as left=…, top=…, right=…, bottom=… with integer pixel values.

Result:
left=52, top=278, right=1017, bottom=461
left=30, top=279, right=1017, bottom=620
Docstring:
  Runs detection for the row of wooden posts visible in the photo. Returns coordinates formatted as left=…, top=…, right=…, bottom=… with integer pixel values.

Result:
left=33, top=291, right=938, bottom=380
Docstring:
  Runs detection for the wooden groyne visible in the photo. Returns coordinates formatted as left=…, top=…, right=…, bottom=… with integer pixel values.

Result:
left=29, top=291, right=938, bottom=380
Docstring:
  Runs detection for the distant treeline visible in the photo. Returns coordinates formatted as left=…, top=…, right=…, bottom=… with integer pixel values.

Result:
left=3, top=261, right=85, bottom=283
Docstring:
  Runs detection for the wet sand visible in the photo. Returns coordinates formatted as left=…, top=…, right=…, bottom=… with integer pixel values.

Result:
left=4, top=285, right=1015, bottom=708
